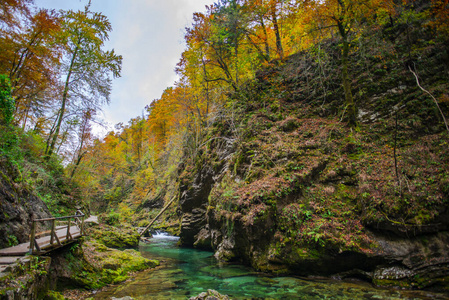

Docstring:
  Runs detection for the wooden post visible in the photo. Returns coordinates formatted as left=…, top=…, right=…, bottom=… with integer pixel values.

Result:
left=67, top=218, right=72, bottom=240
left=50, top=219, right=56, bottom=244
left=81, top=214, right=85, bottom=235
left=29, top=219, right=36, bottom=254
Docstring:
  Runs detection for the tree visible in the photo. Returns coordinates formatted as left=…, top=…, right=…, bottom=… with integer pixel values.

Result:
left=183, top=5, right=241, bottom=91
left=0, top=75, right=14, bottom=127
left=429, top=0, right=449, bottom=35
left=46, top=5, right=122, bottom=157
left=269, top=0, right=284, bottom=59
left=301, top=0, right=395, bottom=127
left=0, top=4, right=61, bottom=130
left=70, top=108, right=94, bottom=179
left=0, top=0, right=31, bottom=26
left=241, top=0, right=271, bottom=61
left=0, top=74, right=20, bottom=163
left=215, top=0, right=246, bottom=86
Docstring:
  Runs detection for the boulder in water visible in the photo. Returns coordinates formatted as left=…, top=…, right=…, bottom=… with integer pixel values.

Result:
left=189, top=289, right=229, bottom=300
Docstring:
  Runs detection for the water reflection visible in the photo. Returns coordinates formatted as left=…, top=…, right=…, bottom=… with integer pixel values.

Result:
left=92, top=233, right=448, bottom=299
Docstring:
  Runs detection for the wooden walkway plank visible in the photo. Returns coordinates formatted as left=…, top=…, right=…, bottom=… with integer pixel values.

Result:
left=0, top=225, right=81, bottom=256
left=0, top=212, right=92, bottom=274
left=0, top=257, right=22, bottom=264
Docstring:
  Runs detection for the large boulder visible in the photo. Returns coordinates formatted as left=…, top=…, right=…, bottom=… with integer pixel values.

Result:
left=49, top=238, right=159, bottom=290
left=88, top=224, right=140, bottom=249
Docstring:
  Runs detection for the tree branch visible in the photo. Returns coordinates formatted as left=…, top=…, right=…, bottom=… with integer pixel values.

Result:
left=409, top=66, right=449, bottom=134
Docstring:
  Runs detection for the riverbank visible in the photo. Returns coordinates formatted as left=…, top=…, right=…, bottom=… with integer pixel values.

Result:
left=0, top=224, right=158, bottom=299
left=91, top=232, right=449, bottom=299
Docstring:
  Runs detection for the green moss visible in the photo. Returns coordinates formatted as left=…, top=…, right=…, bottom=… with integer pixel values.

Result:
left=373, top=278, right=413, bottom=289
left=90, top=224, right=140, bottom=249
left=44, top=290, right=65, bottom=300
left=59, top=239, right=159, bottom=291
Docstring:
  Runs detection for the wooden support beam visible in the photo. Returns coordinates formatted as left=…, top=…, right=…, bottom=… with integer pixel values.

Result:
left=67, top=219, right=72, bottom=240
left=81, top=214, right=85, bottom=235
left=29, top=220, right=36, bottom=255
left=54, top=230, right=61, bottom=246
left=50, top=219, right=56, bottom=244
left=34, top=238, right=41, bottom=253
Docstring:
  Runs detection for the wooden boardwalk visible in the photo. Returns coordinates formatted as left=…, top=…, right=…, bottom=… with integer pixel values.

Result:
left=0, top=212, right=87, bottom=273
left=0, top=226, right=81, bottom=257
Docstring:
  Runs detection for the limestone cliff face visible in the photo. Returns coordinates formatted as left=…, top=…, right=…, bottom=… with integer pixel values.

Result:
left=178, top=134, right=235, bottom=248
left=0, top=161, right=52, bottom=249
left=177, top=35, right=449, bottom=291
left=177, top=125, right=449, bottom=290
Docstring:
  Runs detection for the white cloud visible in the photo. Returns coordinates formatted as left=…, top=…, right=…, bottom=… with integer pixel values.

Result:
left=34, top=0, right=211, bottom=134
left=104, top=1, right=211, bottom=125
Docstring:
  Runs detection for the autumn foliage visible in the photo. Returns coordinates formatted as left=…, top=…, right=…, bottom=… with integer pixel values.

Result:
left=0, top=0, right=447, bottom=225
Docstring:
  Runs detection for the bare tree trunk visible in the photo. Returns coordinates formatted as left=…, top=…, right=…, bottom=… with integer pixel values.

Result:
left=271, top=2, right=283, bottom=60
left=46, top=44, right=79, bottom=157
left=260, top=16, right=270, bottom=59
left=409, top=66, right=449, bottom=134
left=337, top=22, right=357, bottom=127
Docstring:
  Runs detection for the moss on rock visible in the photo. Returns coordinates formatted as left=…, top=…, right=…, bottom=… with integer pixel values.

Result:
left=0, top=256, right=51, bottom=299
left=51, top=238, right=159, bottom=291
left=89, top=224, right=140, bottom=249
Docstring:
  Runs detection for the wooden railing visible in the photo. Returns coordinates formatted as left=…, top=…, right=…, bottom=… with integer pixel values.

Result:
left=29, top=210, right=85, bottom=254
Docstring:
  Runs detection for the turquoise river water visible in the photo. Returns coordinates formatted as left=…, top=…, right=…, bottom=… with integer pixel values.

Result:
left=92, top=232, right=448, bottom=299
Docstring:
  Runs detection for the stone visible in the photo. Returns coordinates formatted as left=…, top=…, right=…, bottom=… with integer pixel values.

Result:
left=0, top=256, right=52, bottom=299
left=189, top=289, right=229, bottom=300
left=193, top=227, right=212, bottom=249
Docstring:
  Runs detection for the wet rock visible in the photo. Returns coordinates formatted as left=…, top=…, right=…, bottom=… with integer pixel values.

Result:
left=189, top=289, right=229, bottom=300
left=179, top=161, right=214, bottom=246
left=181, top=208, right=208, bottom=246
left=193, top=226, right=212, bottom=249
left=214, top=237, right=237, bottom=262
left=371, top=232, right=449, bottom=290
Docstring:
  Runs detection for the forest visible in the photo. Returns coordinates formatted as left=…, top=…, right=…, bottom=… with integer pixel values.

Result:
left=1, top=0, right=449, bottom=298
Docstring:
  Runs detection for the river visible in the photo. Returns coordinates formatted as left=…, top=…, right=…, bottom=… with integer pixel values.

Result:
left=92, top=232, right=447, bottom=299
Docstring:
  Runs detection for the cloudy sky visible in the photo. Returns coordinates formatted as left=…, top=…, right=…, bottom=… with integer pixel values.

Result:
left=34, top=0, right=211, bottom=134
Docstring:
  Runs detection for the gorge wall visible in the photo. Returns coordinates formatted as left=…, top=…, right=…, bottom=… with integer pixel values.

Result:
left=0, top=161, right=52, bottom=249
left=177, top=34, right=449, bottom=291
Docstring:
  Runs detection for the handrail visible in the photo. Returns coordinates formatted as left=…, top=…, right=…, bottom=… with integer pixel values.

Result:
left=33, top=211, right=85, bottom=222
left=29, top=210, right=85, bottom=254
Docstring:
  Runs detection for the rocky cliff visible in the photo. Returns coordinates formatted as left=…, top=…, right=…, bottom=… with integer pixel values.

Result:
left=177, top=27, right=449, bottom=291
left=0, top=160, right=52, bottom=249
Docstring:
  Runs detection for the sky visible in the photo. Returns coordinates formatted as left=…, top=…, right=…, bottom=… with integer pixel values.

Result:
left=34, top=0, right=212, bottom=135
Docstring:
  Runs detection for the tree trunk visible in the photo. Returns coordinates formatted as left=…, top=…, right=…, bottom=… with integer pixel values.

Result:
left=271, top=3, right=283, bottom=60
left=235, top=43, right=239, bottom=87
left=338, top=23, right=357, bottom=127
left=46, top=45, right=79, bottom=157
left=260, top=16, right=270, bottom=59
left=70, top=151, right=85, bottom=179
